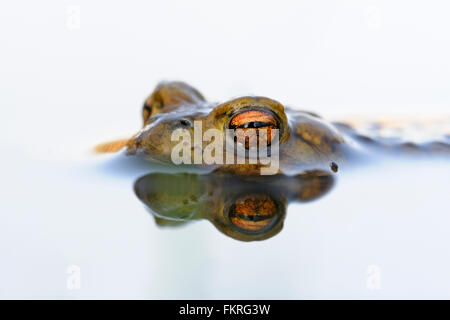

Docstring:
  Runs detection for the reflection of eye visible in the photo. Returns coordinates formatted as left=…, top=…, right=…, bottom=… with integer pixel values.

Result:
left=229, top=109, right=278, bottom=148
left=229, top=193, right=278, bottom=232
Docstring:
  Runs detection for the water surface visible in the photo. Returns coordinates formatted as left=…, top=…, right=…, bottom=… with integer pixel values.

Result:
left=1, top=147, right=449, bottom=299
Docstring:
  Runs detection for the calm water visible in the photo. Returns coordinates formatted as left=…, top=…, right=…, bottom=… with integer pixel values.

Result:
left=2, top=0, right=450, bottom=299
left=1, top=146, right=449, bottom=299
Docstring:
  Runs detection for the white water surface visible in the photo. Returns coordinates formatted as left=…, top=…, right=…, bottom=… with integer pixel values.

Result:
left=1, top=0, right=449, bottom=299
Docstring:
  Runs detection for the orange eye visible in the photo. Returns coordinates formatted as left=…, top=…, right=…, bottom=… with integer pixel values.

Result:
left=229, top=194, right=278, bottom=232
left=229, top=110, right=278, bottom=147
left=230, top=110, right=277, bottom=128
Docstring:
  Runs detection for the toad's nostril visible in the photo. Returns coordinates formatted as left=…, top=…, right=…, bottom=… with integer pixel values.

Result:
left=142, top=104, right=152, bottom=123
left=179, top=119, right=192, bottom=127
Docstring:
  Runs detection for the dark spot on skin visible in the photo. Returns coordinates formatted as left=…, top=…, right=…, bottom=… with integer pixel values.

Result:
left=330, top=162, right=338, bottom=173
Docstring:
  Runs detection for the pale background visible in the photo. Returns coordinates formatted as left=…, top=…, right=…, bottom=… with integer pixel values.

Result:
left=0, top=0, right=449, bottom=299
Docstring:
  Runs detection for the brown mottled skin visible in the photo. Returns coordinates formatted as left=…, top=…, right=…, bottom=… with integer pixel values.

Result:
left=96, top=81, right=449, bottom=175
left=97, top=81, right=347, bottom=175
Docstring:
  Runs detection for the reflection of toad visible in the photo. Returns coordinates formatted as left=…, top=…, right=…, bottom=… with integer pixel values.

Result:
left=134, top=171, right=334, bottom=241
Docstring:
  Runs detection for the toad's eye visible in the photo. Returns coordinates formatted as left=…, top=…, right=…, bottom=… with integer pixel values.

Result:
left=229, top=109, right=278, bottom=147
left=230, top=110, right=277, bottom=129
left=229, top=194, right=278, bottom=232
